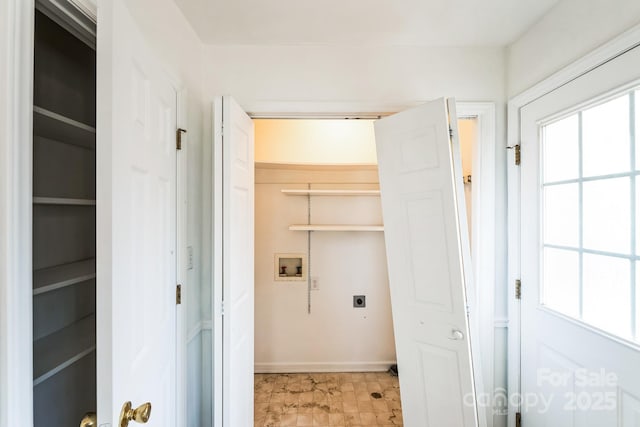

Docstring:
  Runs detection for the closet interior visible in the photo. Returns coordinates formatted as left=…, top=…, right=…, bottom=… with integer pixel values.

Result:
left=32, top=7, right=97, bottom=427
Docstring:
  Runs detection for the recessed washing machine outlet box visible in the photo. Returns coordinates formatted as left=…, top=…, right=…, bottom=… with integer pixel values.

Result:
left=274, top=253, right=307, bottom=282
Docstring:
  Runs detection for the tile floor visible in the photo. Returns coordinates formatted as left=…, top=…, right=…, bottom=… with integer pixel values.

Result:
left=254, top=372, right=403, bottom=427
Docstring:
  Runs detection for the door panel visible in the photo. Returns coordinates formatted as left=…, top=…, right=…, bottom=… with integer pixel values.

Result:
left=374, top=98, right=478, bottom=427
left=97, top=0, right=177, bottom=424
left=212, top=96, right=255, bottom=427
left=520, top=45, right=640, bottom=426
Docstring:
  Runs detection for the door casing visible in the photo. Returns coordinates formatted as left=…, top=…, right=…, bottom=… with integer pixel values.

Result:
left=0, top=0, right=35, bottom=425
left=211, top=101, right=499, bottom=427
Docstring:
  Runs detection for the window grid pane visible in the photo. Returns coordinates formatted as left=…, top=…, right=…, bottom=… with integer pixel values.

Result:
left=582, top=95, right=630, bottom=177
left=541, top=90, right=638, bottom=343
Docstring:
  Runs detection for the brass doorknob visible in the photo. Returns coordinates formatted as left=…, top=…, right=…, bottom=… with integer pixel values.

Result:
left=119, top=401, right=152, bottom=427
left=80, top=412, right=97, bottom=427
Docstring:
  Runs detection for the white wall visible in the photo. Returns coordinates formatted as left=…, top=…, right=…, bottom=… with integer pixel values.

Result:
left=507, top=0, right=640, bottom=96
left=122, top=1, right=209, bottom=425
left=255, top=167, right=395, bottom=371
left=255, top=119, right=377, bottom=164
left=205, top=45, right=505, bottom=112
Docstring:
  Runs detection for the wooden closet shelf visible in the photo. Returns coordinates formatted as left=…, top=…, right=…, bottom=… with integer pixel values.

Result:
left=33, top=314, right=96, bottom=385
left=34, top=106, right=96, bottom=150
left=33, top=197, right=96, bottom=206
left=33, top=258, right=96, bottom=295
left=281, top=189, right=380, bottom=196
left=289, top=224, right=384, bottom=232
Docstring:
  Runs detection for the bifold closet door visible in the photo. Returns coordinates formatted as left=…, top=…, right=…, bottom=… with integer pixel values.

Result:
left=375, top=98, right=480, bottom=427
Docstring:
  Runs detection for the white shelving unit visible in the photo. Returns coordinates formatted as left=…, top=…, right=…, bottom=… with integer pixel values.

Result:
left=284, top=186, right=383, bottom=232
left=33, top=314, right=96, bottom=385
left=282, top=189, right=380, bottom=196
left=289, top=224, right=384, bottom=232
left=33, top=258, right=96, bottom=295
left=33, top=106, right=96, bottom=150
left=32, top=8, right=97, bottom=427
left=33, top=197, right=96, bottom=206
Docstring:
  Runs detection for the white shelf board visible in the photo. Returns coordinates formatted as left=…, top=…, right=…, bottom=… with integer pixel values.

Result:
left=33, top=258, right=96, bottom=295
left=289, top=224, right=384, bottom=232
left=281, top=189, right=380, bottom=196
left=33, top=314, right=96, bottom=385
left=34, top=106, right=96, bottom=150
left=33, top=197, right=96, bottom=206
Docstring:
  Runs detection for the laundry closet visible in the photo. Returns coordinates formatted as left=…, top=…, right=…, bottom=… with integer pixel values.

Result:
left=31, top=4, right=96, bottom=426
left=253, top=118, right=476, bottom=372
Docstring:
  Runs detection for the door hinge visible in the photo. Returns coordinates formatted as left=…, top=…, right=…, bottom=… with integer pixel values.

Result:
left=449, top=127, right=454, bottom=138
left=516, top=411, right=522, bottom=427
left=176, top=284, right=182, bottom=304
left=221, top=300, right=225, bottom=316
left=515, top=279, right=522, bottom=300
left=507, top=144, right=521, bottom=166
left=176, top=128, right=187, bottom=150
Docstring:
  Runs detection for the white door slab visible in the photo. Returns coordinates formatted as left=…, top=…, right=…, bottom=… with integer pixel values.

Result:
left=97, top=0, right=177, bottom=424
left=374, top=98, right=479, bottom=427
left=520, top=45, right=640, bottom=426
left=212, top=96, right=255, bottom=427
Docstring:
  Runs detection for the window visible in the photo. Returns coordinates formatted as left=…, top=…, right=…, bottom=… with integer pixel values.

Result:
left=541, top=88, right=640, bottom=343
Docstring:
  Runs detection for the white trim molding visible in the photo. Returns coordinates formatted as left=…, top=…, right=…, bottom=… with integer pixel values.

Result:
left=0, top=1, right=34, bottom=426
left=457, top=102, right=498, bottom=427
left=506, top=20, right=640, bottom=427
left=176, top=87, right=189, bottom=427
left=255, top=362, right=397, bottom=374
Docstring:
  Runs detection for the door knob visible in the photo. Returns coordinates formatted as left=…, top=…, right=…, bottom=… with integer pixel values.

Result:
left=80, top=412, right=97, bottom=427
left=119, top=401, right=152, bottom=427
left=449, top=329, right=464, bottom=340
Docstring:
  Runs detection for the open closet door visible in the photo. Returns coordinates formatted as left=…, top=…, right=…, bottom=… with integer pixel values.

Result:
left=212, top=96, right=255, bottom=427
left=375, top=98, right=479, bottom=427
left=96, top=0, right=177, bottom=425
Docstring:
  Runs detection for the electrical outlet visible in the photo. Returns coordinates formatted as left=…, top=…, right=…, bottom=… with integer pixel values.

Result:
left=311, top=277, right=320, bottom=290
left=353, top=295, right=366, bottom=308
left=187, top=246, right=193, bottom=270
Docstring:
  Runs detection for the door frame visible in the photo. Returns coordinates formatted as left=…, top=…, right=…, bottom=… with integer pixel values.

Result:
left=506, top=22, right=640, bottom=427
left=0, top=1, right=189, bottom=425
left=212, top=100, right=498, bottom=427
left=0, top=0, right=35, bottom=425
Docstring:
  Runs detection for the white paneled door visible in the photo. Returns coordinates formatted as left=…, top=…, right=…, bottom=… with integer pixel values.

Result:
left=520, top=45, right=640, bottom=426
left=375, top=98, right=479, bottom=427
left=97, top=0, right=177, bottom=425
left=212, top=96, right=255, bottom=427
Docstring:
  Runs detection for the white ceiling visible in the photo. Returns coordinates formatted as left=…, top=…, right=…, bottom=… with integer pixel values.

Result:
left=173, top=0, right=561, bottom=46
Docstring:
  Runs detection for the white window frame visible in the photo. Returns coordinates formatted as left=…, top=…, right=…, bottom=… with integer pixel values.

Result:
left=507, top=22, right=640, bottom=427
left=539, top=88, right=639, bottom=342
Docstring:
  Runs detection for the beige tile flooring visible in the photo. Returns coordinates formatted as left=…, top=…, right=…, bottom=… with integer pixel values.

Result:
left=254, top=372, right=403, bottom=427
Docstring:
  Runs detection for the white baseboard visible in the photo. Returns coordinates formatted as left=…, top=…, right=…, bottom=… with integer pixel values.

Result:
left=254, top=361, right=397, bottom=374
